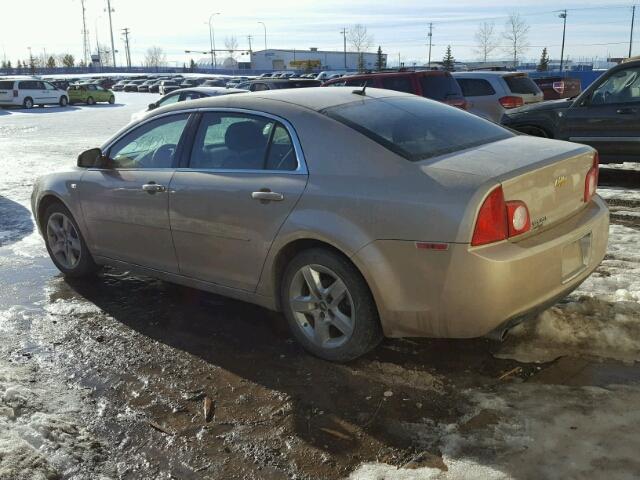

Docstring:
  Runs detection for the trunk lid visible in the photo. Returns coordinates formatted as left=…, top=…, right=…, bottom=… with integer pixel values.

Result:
left=422, top=136, right=595, bottom=236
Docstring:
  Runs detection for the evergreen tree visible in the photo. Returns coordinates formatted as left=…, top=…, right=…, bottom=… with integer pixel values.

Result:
left=16, top=60, right=22, bottom=71
left=61, top=54, right=75, bottom=68
left=537, top=47, right=550, bottom=71
left=375, top=46, right=384, bottom=71
left=189, top=58, right=196, bottom=72
left=46, top=56, right=56, bottom=69
left=0, top=60, right=6, bottom=70
left=182, top=62, right=187, bottom=72
left=5, top=60, right=12, bottom=73
left=442, top=45, right=455, bottom=71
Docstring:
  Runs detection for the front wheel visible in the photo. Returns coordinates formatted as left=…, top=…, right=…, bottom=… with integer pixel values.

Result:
left=87, top=96, right=95, bottom=105
left=281, top=248, right=382, bottom=362
left=108, top=95, right=115, bottom=104
left=43, top=203, right=100, bottom=278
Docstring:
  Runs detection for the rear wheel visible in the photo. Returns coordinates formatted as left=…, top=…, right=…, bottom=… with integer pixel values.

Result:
left=43, top=203, right=99, bottom=278
left=281, top=248, right=382, bottom=362
left=87, top=96, right=95, bottom=105
left=517, top=125, right=551, bottom=138
left=59, top=96, right=68, bottom=107
left=23, top=97, right=34, bottom=109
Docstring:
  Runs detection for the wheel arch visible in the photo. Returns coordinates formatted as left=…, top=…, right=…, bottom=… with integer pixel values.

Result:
left=37, top=194, right=70, bottom=232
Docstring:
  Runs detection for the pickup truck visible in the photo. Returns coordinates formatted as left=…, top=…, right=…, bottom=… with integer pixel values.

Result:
left=533, top=76, right=581, bottom=100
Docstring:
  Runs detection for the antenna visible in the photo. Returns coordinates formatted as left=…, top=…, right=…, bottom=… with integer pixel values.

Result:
left=352, top=80, right=368, bottom=96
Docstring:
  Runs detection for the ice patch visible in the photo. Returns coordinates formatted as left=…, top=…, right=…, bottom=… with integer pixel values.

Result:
left=350, top=458, right=505, bottom=479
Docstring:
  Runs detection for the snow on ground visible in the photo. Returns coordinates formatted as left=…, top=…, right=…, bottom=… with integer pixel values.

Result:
left=350, top=383, right=640, bottom=480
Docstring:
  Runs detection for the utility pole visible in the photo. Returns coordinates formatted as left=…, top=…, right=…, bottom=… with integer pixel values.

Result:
left=247, top=35, right=253, bottom=53
left=630, top=5, right=636, bottom=58
left=208, top=13, right=220, bottom=70
left=106, top=0, right=116, bottom=67
left=340, top=28, right=347, bottom=69
left=427, top=22, right=433, bottom=68
left=121, top=28, right=131, bottom=68
left=559, top=10, right=567, bottom=73
left=80, top=0, right=90, bottom=65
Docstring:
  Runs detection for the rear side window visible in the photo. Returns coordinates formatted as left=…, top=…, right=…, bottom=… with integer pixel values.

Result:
left=381, top=76, right=414, bottom=93
left=503, top=75, right=540, bottom=94
left=0, top=81, right=14, bottom=89
left=456, top=78, right=496, bottom=96
left=18, top=81, right=38, bottom=90
left=322, top=96, right=512, bottom=162
left=419, top=75, right=464, bottom=101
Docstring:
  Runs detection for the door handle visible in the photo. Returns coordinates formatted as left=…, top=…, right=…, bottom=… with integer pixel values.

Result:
left=251, top=190, right=284, bottom=202
left=142, top=182, right=166, bottom=194
left=616, top=107, right=636, bottom=114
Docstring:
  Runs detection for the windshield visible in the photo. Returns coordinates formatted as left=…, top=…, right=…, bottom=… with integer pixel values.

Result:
left=322, top=96, right=512, bottom=162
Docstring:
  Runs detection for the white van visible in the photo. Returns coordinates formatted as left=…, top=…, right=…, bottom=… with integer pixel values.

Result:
left=0, top=78, right=69, bottom=109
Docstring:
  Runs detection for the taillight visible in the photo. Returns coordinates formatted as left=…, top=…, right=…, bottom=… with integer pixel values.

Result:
left=552, top=81, right=565, bottom=95
left=584, top=152, right=599, bottom=203
left=471, top=186, right=531, bottom=246
left=498, top=96, right=524, bottom=109
left=13, top=90, right=18, bottom=97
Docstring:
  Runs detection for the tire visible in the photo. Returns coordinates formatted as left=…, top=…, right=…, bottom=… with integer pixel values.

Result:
left=281, top=248, right=383, bottom=362
left=87, top=96, right=95, bottom=105
left=42, top=202, right=100, bottom=278
left=59, top=96, right=68, bottom=107
left=23, top=97, right=34, bottom=109
left=108, top=95, right=115, bottom=104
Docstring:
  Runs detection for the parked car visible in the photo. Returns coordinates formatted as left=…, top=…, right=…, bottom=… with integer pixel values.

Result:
left=148, top=80, right=165, bottom=93
left=137, top=79, right=158, bottom=92
left=202, top=78, right=228, bottom=87
left=532, top=76, right=582, bottom=100
left=91, top=78, right=117, bottom=89
left=67, top=83, right=115, bottom=105
left=123, top=80, right=146, bottom=92
left=180, top=78, right=206, bottom=88
left=32, top=87, right=608, bottom=361
left=245, top=79, right=322, bottom=91
left=111, top=80, right=128, bottom=92
left=130, top=87, right=247, bottom=122
left=452, top=71, right=543, bottom=122
left=159, top=80, right=181, bottom=96
left=0, top=78, right=69, bottom=108
left=316, top=70, right=348, bottom=81
left=323, top=71, right=468, bottom=109
left=501, top=60, right=640, bottom=163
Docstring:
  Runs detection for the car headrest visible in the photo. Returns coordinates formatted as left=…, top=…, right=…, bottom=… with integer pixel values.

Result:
left=225, top=121, right=266, bottom=152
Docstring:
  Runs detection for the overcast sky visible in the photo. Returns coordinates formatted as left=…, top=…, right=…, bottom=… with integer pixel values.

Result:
left=1, top=0, right=635, bottom=67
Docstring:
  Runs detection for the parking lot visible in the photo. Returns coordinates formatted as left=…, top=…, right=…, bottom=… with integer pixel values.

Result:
left=1, top=93, right=640, bottom=479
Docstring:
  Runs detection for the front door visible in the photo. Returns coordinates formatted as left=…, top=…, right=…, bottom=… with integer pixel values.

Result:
left=79, top=113, right=191, bottom=273
left=170, top=111, right=307, bottom=291
left=561, top=65, right=640, bottom=163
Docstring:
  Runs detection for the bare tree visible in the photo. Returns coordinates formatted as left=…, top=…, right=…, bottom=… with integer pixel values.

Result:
left=348, top=24, right=373, bottom=53
left=503, top=13, right=530, bottom=67
left=225, top=35, right=239, bottom=61
left=475, top=22, right=497, bottom=62
left=144, top=46, right=166, bottom=69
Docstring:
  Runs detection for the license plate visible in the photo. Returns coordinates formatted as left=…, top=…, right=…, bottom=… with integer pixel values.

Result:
left=562, top=233, right=591, bottom=283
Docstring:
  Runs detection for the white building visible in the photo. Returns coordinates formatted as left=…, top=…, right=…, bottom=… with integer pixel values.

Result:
left=249, top=48, right=386, bottom=71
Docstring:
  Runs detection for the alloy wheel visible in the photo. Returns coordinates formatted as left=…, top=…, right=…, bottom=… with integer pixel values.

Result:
left=46, top=212, right=82, bottom=269
left=288, top=264, right=355, bottom=349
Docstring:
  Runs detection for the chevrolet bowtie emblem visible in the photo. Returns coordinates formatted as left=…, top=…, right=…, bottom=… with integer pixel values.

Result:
left=554, top=175, right=568, bottom=188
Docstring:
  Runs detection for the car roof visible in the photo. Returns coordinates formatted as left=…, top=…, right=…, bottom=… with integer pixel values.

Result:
left=453, top=71, right=524, bottom=78
left=183, top=86, right=247, bottom=94
left=155, top=86, right=411, bottom=116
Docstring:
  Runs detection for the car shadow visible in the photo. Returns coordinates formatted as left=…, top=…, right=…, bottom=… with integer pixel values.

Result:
left=60, top=270, right=516, bottom=461
left=0, top=196, right=34, bottom=246
left=0, top=108, right=11, bottom=116
left=12, top=105, right=82, bottom=114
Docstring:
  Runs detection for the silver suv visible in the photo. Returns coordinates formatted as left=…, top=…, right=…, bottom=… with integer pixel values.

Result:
left=453, top=71, right=543, bottom=122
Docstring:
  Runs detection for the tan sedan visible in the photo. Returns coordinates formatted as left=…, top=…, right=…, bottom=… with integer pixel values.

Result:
left=31, top=87, right=609, bottom=361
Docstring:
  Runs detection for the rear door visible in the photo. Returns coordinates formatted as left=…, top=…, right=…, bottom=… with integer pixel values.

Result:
left=78, top=112, right=192, bottom=272
left=0, top=80, right=14, bottom=103
left=560, top=65, right=640, bottom=163
left=502, top=73, right=543, bottom=105
left=169, top=110, right=307, bottom=291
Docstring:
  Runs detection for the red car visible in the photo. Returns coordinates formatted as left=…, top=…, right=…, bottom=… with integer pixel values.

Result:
left=322, top=70, right=468, bottom=109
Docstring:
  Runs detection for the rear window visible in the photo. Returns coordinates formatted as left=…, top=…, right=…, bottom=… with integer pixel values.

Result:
left=456, top=78, right=496, bottom=96
left=503, top=75, right=540, bottom=94
left=419, top=74, right=464, bottom=101
left=322, top=96, right=512, bottom=162
left=381, top=76, right=414, bottom=93
left=0, top=81, right=14, bottom=89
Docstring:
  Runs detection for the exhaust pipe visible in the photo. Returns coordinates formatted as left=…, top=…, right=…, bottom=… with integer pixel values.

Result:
left=485, top=327, right=510, bottom=342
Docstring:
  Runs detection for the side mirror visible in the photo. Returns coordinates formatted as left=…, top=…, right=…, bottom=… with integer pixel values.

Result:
left=148, top=102, right=157, bottom=110
left=77, top=148, right=104, bottom=168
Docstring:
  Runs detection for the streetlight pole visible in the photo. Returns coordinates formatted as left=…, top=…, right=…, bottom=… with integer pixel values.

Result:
left=427, top=22, right=433, bottom=68
left=258, top=21, right=267, bottom=50
left=208, top=12, right=220, bottom=70
left=630, top=5, right=636, bottom=58
left=340, top=28, right=347, bottom=69
left=558, top=10, right=567, bottom=73
left=106, top=0, right=116, bottom=67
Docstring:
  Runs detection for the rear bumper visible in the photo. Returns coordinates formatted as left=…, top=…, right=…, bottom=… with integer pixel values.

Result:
left=353, top=196, right=609, bottom=338
left=0, top=99, right=20, bottom=106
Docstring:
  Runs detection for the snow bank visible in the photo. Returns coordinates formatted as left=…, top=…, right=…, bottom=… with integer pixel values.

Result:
left=351, top=383, right=640, bottom=479
left=497, top=224, right=640, bottom=363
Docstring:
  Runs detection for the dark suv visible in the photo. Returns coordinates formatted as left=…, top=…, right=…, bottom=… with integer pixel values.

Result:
left=245, top=79, right=322, bottom=91
left=501, top=60, right=640, bottom=163
left=322, top=71, right=467, bottom=109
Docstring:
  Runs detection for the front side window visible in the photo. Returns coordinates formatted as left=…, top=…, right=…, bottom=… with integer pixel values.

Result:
left=590, top=67, right=640, bottom=105
left=323, top=96, right=513, bottom=162
left=44, top=82, right=57, bottom=90
left=108, top=114, right=189, bottom=168
left=158, top=94, right=180, bottom=107
left=189, top=112, right=297, bottom=171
